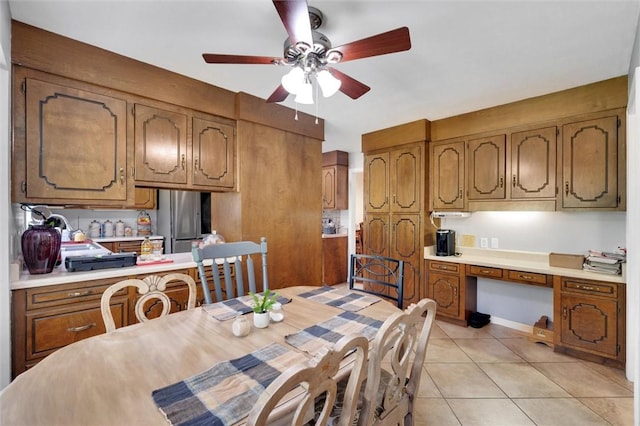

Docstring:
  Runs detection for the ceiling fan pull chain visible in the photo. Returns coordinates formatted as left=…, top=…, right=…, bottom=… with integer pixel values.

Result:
left=315, top=81, right=319, bottom=124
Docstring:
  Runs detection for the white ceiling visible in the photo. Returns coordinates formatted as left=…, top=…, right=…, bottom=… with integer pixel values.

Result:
left=8, top=0, right=640, bottom=157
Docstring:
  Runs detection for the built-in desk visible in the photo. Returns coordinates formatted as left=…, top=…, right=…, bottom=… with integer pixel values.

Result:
left=424, top=246, right=626, bottom=368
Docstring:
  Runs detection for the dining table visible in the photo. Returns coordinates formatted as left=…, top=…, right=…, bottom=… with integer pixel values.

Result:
left=0, top=285, right=400, bottom=425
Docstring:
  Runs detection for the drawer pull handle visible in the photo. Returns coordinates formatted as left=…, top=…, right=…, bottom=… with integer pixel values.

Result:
left=68, top=290, right=94, bottom=297
left=578, top=285, right=597, bottom=291
left=519, top=274, right=533, bottom=280
left=67, top=323, right=96, bottom=333
left=481, top=269, right=491, bottom=274
left=181, top=154, right=186, bottom=170
left=563, top=305, right=567, bottom=319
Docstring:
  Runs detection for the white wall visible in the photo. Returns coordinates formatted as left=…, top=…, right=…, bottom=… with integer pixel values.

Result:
left=626, top=8, right=640, bottom=419
left=0, top=0, right=11, bottom=389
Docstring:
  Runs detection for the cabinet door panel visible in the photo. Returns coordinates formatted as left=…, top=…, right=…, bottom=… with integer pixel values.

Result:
left=511, top=126, right=557, bottom=199
left=432, top=140, right=465, bottom=210
left=562, top=115, right=618, bottom=208
left=322, top=167, right=336, bottom=209
left=192, top=117, right=235, bottom=188
left=390, top=214, right=421, bottom=305
left=429, top=274, right=460, bottom=318
left=364, top=153, right=389, bottom=212
left=134, top=103, right=188, bottom=184
left=391, top=145, right=421, bottom=213
left=468, top=135, right=506, bottom=200
left=560, top=294, right=618, bottom=357
left=363, top=214, right=388, bottom=257
left=25, top=78, right=127, bottom=201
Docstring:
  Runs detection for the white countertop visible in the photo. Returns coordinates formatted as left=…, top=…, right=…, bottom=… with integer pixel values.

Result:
left=322, top=233, right=347, bottom=239
left=424, top=246, right=626, bottom=284
left=11, top=252, right=212, bottom=290
left=91, top=235, right=164, bottom=242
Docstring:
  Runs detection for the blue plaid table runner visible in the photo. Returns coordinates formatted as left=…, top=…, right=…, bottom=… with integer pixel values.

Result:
left=285, top=311, right=383, bottom=354
left=297, top=286, right=380, bottom=312
left=152, top=343, right=307, bottom=426
left=203, top=294, right=291, bottom=321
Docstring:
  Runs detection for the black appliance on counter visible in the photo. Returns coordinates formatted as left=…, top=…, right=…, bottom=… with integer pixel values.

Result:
left=436, top=229, right=456, bottom=256
left=65, top=253, right=137, bottom=272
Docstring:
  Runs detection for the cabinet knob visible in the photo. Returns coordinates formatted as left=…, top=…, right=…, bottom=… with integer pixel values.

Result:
left=563, top=305, right=567, bottom=319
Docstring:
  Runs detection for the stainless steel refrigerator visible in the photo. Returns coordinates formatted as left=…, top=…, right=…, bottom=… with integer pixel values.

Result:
left=157, top=190, right=211, bottom=253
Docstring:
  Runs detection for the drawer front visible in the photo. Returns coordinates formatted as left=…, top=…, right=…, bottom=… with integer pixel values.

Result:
left=467, top=265, right=503, bottom=279
left=561, top=278, right=618, bottom=298
left=507, top=270, right=550, bottom=287
left=26, top=278, right=127, bottom=309
left=115, top=240, right=143, bottom=254
left=26, top=299, right=127, bottom=360
left=428, top=260, right=460, bottom=274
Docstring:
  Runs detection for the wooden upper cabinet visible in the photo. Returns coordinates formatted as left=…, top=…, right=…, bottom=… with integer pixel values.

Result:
left=561, top=113, right=621, bottom=209
left=192, top=116, right=235, bottom=189
left=322, top=151, right=348, bottom=210
left=431, top=140, right=465, bottom=210
left=510, top=126, right=557, bottom=199
left=23, top=78, right=128, bottom=202
left=467, top=134, right=506, bottom=200
left=131, top=187, right=157, bottom=209
left=365, top=145, right=422, bottom=213
left=364, top=152, right=390, bottom=213
left=134, top=103, right=188, bottom=185
left=390, top=144, right=422, bottom=213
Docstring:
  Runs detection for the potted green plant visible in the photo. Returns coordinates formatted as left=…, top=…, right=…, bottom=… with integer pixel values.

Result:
left=250, top=289, right=279, bottom=328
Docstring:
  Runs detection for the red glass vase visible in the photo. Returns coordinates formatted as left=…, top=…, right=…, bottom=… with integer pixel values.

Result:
left=21, top=225, right=61, bottom=274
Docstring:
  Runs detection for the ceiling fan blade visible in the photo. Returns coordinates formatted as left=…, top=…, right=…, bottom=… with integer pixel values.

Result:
left=327, top=67, right=371, bottom=99
left=202, top=53, right=279, bottom=65
left=266, top=84, right=290, bottom=103
left=331, top=27, right=411, bottom=63
left=273, top=0, right=313, bottom=46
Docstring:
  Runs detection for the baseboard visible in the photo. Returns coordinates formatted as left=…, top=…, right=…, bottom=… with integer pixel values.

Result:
left=489, top=316, right=533, bottom=334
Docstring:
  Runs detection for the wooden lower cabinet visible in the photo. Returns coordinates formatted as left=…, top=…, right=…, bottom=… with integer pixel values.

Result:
left=426, top=260, right=476, bottom=326
left=553, top=276, right=625, bottom=367
left=322, top=236, right=348, bottom=285
left=11, top=268, right=210, bottom=378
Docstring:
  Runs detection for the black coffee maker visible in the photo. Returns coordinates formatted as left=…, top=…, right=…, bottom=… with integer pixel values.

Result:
left=436, top=229, right=456, bottom=256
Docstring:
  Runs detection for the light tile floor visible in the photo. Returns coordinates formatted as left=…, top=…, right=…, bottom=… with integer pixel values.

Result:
left=415, top=320, right=635, bottom=425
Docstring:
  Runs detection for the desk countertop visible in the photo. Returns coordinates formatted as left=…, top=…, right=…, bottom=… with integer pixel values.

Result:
left=423, top=246, right=625, bottom=284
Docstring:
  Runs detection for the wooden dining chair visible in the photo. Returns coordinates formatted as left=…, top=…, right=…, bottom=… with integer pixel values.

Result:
left=246, top=334, right=369, bottom=426
left=100, top=273, right=197, bottom=332
left=192, top=237, right=268, bottom=304
left=358, top=298, right=437, bottom=426
left=349, top=253, right=405, bottom=309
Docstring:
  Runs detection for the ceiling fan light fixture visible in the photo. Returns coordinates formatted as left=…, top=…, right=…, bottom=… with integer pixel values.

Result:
left=281, top=66, right=305, bottom=95
left=294, top=80, right=314, bottom=104
left=316, top=69, right=341, bottom=97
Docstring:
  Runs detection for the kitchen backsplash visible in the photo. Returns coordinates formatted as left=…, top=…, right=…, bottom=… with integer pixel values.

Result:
left=322, top=209, right=348, bottom=234
left=46, top=208, right=158, bottom=236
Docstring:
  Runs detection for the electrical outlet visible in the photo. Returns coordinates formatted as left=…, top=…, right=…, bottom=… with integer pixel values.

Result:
left=480, top=237, right=488, bottom=248
left=491, top=237, right=499, bottom=249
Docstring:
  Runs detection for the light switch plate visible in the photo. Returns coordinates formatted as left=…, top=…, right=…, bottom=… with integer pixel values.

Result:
left=491, top=237, right=499, bottom=249
left=480, top=237, right=488, bottom=248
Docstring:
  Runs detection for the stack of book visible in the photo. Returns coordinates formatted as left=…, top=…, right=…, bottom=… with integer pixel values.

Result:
left=583, top=249, right=626, bottom=275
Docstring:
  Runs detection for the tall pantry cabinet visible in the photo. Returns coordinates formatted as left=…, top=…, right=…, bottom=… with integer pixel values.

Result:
left=362, top=120, right=437, bottom=307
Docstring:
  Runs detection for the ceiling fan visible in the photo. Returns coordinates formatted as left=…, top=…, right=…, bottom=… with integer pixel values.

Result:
left=202, top=0, right=411, bottom=104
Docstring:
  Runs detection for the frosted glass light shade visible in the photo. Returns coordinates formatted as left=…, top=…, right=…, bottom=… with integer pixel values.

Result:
left=294, top=81, right=314, bottom=104
left=316, top=70, right=341, bottom=97
left=281, top=67, right=304, bottom=95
